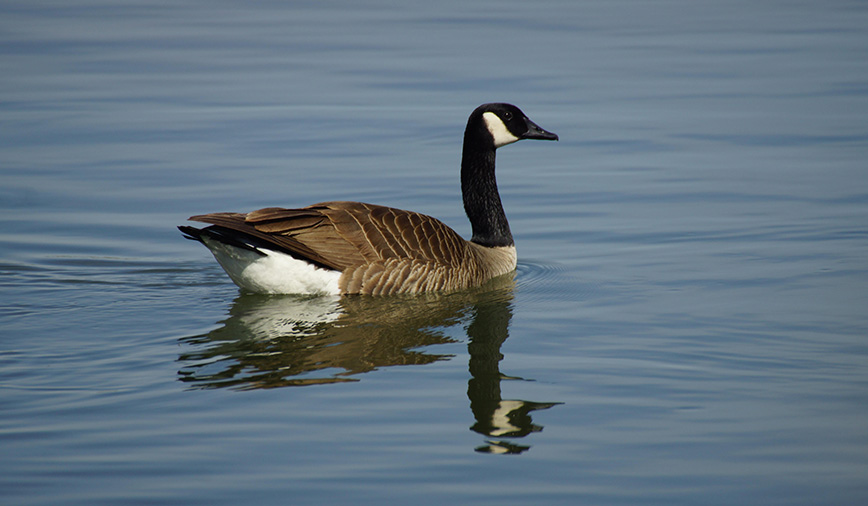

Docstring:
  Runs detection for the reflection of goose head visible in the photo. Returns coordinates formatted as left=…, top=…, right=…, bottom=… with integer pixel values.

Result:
left=464, top=290, right=562, bottom=452
left=470, top=400, right=562, bottom=439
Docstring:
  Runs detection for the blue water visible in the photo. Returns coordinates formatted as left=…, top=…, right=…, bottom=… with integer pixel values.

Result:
left=2, top=1, right=867, bottom=504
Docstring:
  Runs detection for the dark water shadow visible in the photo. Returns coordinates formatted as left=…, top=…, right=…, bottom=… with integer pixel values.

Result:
left=178, top=274, right=560, bottom=453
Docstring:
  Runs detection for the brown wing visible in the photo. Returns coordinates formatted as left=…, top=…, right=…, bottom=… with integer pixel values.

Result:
left=189, top=201, right=471, bottom=272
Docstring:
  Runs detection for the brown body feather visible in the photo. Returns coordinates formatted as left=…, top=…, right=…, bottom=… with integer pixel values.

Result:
left=189, top=201, right=516, bottom=295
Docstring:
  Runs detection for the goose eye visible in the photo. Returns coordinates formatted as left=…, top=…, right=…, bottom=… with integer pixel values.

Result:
left=503, top=111, right=513, bottom=121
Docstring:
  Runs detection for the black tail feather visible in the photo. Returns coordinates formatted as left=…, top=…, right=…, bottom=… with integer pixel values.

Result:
left=177, top=225, right=267, bottom=256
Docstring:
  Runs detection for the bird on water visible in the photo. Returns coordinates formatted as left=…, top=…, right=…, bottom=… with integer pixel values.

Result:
left=179, top=103, right=558, bottom=295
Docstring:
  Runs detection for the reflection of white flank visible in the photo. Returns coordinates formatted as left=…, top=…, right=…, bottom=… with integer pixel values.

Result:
left=236, top=294, right=342, bottom=341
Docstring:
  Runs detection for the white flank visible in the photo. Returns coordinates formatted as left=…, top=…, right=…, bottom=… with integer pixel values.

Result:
left=201, top=237, right=342, bottom=295
left=482, top=111, right=520, bottom=148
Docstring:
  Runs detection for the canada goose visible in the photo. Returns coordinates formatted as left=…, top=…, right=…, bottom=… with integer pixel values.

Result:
left=179, top=103, right=558, bottom=295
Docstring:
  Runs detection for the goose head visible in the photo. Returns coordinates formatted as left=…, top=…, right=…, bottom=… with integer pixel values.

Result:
left=468, top=103, right=559, bottom=149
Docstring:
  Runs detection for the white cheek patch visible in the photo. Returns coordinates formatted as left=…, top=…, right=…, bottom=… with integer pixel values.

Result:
left=483, top=111, right=520, bottom=148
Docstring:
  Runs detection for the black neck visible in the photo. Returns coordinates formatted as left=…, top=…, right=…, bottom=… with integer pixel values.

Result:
left=461, top=131, right=513, bottom=248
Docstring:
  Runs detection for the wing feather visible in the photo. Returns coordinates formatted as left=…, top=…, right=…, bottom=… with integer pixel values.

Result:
left=189, top=201, right=475, bottom=281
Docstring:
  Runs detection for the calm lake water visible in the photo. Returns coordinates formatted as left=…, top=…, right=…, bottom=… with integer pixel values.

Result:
left=2, top=1, right=867, bottom=504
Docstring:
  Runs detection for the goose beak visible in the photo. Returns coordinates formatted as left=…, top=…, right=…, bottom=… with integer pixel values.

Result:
left=522, top=118, right=559, bottom=141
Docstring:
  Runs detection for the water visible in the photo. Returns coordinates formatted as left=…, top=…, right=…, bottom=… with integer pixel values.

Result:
left=2, top=1, right=867, bottom=504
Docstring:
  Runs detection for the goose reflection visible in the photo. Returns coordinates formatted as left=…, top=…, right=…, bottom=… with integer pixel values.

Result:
left=178, top=275, right=560, bottom=452
left=465, top=292, right=561, bottom=454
